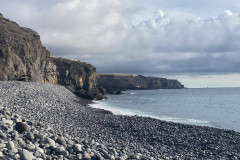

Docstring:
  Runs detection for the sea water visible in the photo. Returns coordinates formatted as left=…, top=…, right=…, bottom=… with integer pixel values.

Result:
left=91, top=88, right=240, bottom=132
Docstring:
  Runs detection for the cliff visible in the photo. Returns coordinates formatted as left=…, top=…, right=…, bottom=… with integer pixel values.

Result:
left=97, top=74, right=184, bottom=94
left=49, top=57, right=103, bottom=99
left=0, top=13, right=102, bottom=99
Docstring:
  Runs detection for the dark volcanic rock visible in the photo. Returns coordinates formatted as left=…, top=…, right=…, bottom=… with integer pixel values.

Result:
left=0, top=13, right=102, bottom=99
left=97, top=74, right=184, bottom=93
left=15, top=122, right=29, bottom=133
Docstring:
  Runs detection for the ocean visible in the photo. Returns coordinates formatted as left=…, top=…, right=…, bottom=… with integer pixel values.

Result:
left=91, top=88, right=240, bottom=132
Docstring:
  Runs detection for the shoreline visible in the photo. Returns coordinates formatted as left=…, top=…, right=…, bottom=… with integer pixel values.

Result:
left=90, top=100, right=212, bottom=128
left=0, top=81, right=240, bottom=159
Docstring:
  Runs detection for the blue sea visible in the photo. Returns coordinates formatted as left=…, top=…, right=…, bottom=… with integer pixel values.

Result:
left=91, top=88, right=240, bottom=132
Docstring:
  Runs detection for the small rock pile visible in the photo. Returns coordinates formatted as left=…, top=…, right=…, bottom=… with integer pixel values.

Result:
left=0, top=105, right=145, bottom=160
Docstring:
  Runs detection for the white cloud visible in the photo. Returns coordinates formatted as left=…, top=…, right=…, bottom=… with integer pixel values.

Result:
left=1, top=0, right=240, bottom=73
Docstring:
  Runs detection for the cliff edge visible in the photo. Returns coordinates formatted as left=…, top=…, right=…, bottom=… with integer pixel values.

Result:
left=97, top=73, right=184, bottom=94
left=0, top=13, right=101, bottom=99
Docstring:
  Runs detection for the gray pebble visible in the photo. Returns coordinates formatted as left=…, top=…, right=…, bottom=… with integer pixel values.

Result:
left=26, top=143, right=36, bottom=150
left=6, top=140, right=15, bottom=150
left=56, top=137, right=66, bottom=146
left=0, top=131, right=7, bottom=139
left=0, top=139, right=6, bottom=149
left=2, top=118, right=13, bottom=126
left=44, top=137, right=56, bottom=148
left=83, top=152, right=91, bottom=160
left=26, top=132, right=35, bottom=141
left=20, top=149, right=34, bottom=160
left=35, top=146, right=44, bottom=154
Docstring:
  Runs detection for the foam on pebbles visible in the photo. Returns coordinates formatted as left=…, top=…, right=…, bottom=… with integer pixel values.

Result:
left=0, top=81, right=240, bottom=159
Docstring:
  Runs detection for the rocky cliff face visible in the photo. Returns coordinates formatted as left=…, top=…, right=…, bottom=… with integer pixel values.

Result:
left=97, top=74, right=184, bottom=94
left=49, top=57, right=103, bottom=99
left=146, top=77, right=184, bottom=89
left=0, top=13, right=57, bottom=83
left=0, top=13, right=100, bottom=99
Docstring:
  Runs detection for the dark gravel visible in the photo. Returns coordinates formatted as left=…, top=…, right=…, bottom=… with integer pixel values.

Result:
left=0, top=81, right=240, bottom=159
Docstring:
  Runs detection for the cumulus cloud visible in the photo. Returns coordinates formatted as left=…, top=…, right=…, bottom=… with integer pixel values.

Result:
left=1, top=0, right=240, bottom=74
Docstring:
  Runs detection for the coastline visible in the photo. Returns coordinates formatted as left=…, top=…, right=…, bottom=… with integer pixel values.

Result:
left=1, top=81, right=240, bottom=159
left=90, top=100, right=212, bottom=127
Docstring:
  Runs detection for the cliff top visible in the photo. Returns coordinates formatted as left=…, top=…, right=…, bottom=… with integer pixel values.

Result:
left=98, top=73, right=139, bottom=77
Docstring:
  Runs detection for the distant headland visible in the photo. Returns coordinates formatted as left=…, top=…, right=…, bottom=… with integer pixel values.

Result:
left=97, top=73, right=184, bottom=94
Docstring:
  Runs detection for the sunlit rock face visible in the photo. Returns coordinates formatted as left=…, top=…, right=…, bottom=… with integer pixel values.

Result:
left=0, top=13, right=100, bottom=99
left=49, top=57, right=100, bottom=99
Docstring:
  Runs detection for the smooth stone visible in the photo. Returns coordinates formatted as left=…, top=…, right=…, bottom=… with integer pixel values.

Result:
left=0, top=131, right=7, bottom=139
left=15, top=122, right=29, bottom=133
left=44, top=137, right=56, bottom=148
left=26, top=133, right=35, bottom=141
left=86, top=148, right=91, bottom=153
left=12, top=153, right=20, bottom=159
left=56, top=137, right=66, bottom=146
left=67, top=140, right=74, bottom=145
left=20, top=149, right=34, bottom=160
left=83, top=152, right=91, bottom=160
left=35, top=147, right=44, bottom=154
left=76, top=154, right=82, bottom=160
left=26, top=143, right=36, bottom=150
left=37, top=122, right=44, bottom=127
left=6, top=140, right=15, bottom=150
left=99, top=149, right=111, bottom=159
left=45, top=149, right=51, bottom=155
left=88, top=139, right=95, bottom=145
left=34, top=133, right=44, bottom=139
left=73, top=144, right=82, bottom=153
left=55, top=146, right=65, bottom=153
left=59, top=150, right=69, bottom=157
left=33, top=151, right=41, bottom=157
left=12, top=131, right=19, bottom=140
left=2, top=118, right=13, bottom=125
left=18, top=139, right=27, bottom=148
left=5, top=111, right=11, bottom=116
left=118, top=155, right=128, bottom=160
left=0, top=139, right=6, bottom=149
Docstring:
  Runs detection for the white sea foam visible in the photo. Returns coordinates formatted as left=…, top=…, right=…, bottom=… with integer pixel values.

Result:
left=90, top=100, right=211, bottom=127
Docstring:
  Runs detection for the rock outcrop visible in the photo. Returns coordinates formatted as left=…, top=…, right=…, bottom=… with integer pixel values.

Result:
left=97, top=74, right=184, bottom=94
left=49, top=57, right=103, bottom=99
left=0, top=13, right=57, bottom=83
left=0, top=13, right=101, bottom=99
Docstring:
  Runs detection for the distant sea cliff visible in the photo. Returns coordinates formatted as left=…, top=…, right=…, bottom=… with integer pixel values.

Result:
left=97, top=74, right=184, bottom=94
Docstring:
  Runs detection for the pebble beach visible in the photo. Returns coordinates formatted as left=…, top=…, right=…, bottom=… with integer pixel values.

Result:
left=0, top=81, right=240, bottom=159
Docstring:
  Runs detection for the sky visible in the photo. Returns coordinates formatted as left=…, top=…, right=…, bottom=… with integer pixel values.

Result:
left=1, top=0, right=240, bottom=88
